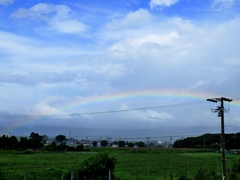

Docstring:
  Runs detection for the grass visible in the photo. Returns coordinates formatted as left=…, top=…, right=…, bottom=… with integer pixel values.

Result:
left=0, top=148, right=240, bottom=179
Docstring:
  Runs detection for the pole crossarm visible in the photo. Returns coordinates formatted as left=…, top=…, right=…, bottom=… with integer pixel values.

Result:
left=207, top=97, right=232, bottom=103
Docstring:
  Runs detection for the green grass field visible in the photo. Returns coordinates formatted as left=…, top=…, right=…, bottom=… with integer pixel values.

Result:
left=0, top=148, right=240, bottom=180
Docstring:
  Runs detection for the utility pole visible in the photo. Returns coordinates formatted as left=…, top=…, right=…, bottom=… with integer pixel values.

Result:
left=146, top=137, right=150, bottom=148
left=207, top=97, right=232, bottom=180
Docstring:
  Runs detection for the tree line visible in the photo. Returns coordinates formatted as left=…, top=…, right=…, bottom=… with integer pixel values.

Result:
left=0, top=132, right=85, bottom=151
left=92, top=140, right=146, bottom=148
left=3, top=132, right=240, bottom=151
left=0, top=132, right=146, bottom=151
left=173, top=132, right=240, bottom=149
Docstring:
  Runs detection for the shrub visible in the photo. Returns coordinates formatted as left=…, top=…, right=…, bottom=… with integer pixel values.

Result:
left=22, top=150, right=35, bottom=154
left=76, top=144, right=84, bottom=151
left=67, top=153, right=118, bottom=179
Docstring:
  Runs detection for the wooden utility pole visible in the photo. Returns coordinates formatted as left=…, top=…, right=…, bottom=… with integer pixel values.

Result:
left=207, top=97, right=232, bottom=180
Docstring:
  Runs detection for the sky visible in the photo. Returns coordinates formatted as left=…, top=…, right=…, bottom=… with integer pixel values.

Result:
left=0, top=0, right=240, bottom=141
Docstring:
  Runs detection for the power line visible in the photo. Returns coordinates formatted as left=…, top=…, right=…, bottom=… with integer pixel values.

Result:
left=0, top=100, right=206, bottom=118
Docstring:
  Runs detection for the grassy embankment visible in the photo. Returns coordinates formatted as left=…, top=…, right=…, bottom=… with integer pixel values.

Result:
left=0, top=148, right=240, bottom=180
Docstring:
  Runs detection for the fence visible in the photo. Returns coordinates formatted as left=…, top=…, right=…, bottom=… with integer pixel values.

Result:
left=0, top=168, right=113, bottom=180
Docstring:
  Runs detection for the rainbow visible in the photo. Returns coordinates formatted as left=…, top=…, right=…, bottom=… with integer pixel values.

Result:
left=4, top=89, right=240, bottom=134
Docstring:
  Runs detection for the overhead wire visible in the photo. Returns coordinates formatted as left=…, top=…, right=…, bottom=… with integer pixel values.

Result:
left=0, top=100, right=207, bottom=118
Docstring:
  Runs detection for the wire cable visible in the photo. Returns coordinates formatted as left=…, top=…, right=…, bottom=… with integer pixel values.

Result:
left=0, top=100, right=207, bottom=118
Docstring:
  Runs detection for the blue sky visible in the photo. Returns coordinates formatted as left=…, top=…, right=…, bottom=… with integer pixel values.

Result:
left=0, top=0, right=240, bottom=140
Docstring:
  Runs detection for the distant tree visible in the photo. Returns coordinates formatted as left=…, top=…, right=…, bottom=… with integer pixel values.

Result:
left=0, top=135, right=17, bottom=149
left=9, top=136, right=18, bottom=149
left=56, top=144, right=67, bottom=151
left=92, top=141, right=97, bottom=147
left=101, top=140, right=108, bottom=147
left=29, top=132, right=43, bottom=150
left=194, top=145, right=203, bottom=148
left=55, top=135, right=66, bottom=144
left=226, top=133, right=240, bottom=149
left=30, top=132, right=42, bottom=140
left=18, top=137, right=29, bottom=150
left=50, top=141, right=56, bottom=150
left=76, top=144, right=84, bottom=151
left=173, top=133, right=222, bottom=148
left=118, top=140, right=125, bottom=147
left=67, top=146, right=76, bottom=151
left=137, top=141, right=145, bottom=148
left=128, top=142, right=134, bottom=147
left=41, top=135, right=48, bottom=144
left=210, top=144, right=220, bottom=149
left=0, top=135, right=9, bottom=149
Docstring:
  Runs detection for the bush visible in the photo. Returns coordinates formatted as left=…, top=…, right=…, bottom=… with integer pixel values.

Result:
left=67, top=153, right=118, bottom=179
left=128, top=142, right=134, bottom=147
left=194, top=145, right=203, bottom=148
left=76, top=144, right=84, bottom=151
left=118, top=141, right=125, bottom=147
left=22, top=150, right=35, bottom=154
left=193, top=167, right=221, bottom=180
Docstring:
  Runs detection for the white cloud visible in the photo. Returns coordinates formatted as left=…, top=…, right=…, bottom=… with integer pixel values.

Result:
left=105, top=9, right=152, bottom=29
left=38, top=95, right=66, bottom=105
left=11, top=3, right=87, bottom=34
left=0, top=0, right=13, bottom=5
left=119, top=104, right=174, bottom=122
left=212, top=0, right=235, bottom=8
left=150, top=0, right=179, bottom=9
left=189, top=80, right=211, bottom=90
left=109, top=32, right=179, bottom=53
left=95, top=63, right=127, bottom=77
left=49, top=19, right=86, bottom=34
left=27, top=103, right=57, bottom=115
left=126, top=109, right=174, bottom=122
left=0, top=30, right=92, bottom=62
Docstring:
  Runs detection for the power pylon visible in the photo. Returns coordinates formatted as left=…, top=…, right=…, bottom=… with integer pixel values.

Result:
left=146, top=137, right=150, bottom=148
left=207, top=97, right=232, bottom=180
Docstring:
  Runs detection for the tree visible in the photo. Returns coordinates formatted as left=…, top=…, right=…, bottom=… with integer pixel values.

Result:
left=41, top=135, right=48, bottom=144
left=18, top=137, right=29, bottom=150
left=128, top=142, right=134, bottom=147
left=29, top=132, right=43, bottom=150
left=0, top=135, right=10, bottom=149
left=0, top=135, right=11, bottom=149
left=137, top=141, right=145, bottom=147
left=118, top=141, right=125, bottom=147
left=92, top=141, right=97, bottom=147
left=45, top=141, right=56, bottom=151
left=101, top=140, right=108, bottom=147
left=56, top=144, right=67, bottom=151
left=8, top=136, right=18, bottom=149
left=55, top=135, right=66, bottom=144
left=76, top=144, right=84, bottom=151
